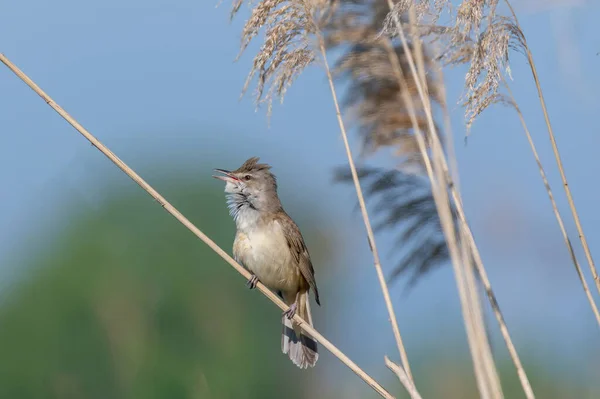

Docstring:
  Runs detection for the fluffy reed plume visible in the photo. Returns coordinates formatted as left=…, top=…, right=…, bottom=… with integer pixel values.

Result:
left=381, top=0, right=525, bottom=134
left=325, top=0, right=457, bottom=286
left=326, top=0, right=443, bottom=170
left=334, top=44, right=435, bottom=168
left=230, top=0, right=329, bottom=115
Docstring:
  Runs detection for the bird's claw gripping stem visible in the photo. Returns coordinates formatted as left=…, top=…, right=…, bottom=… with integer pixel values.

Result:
left=246, top=274, right=259, bottom=289
left=283, top=303, right=297, bottom=320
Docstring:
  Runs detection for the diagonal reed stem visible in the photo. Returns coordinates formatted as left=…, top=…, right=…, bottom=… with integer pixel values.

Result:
left=503, top=84, right=600, bottom=328
left=0, top=53, right=395, bottom=399
left=504, top=0, right=600, bottom=297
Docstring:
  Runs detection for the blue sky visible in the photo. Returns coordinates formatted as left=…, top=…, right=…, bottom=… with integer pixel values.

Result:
left=1, top=0, right=600, bottom=389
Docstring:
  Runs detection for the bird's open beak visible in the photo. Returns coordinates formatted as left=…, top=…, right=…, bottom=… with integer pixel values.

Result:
left=212, top=169, right=240, bottom=183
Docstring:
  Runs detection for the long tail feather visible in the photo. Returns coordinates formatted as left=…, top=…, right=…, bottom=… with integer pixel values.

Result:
left=281, top=291, right=318, bottom=368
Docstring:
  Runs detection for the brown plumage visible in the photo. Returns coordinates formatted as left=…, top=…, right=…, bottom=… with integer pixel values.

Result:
left=213, top=157, right=320, bottom=368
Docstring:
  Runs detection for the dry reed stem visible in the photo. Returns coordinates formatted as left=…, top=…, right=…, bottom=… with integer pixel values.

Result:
left=390, top=30, right=534, bottom=399
left=433, top=61, right=507, bottom=388
left=410, top=8, right=502, bottom=391
left=432, top=62, right=531, bottom=398
left=504, top=0, right=600, bottom=296
left=377, top=37, right=451, bottom=393
left=384, top=4, right=503, bottom=398
left=384, top=356, right=423, bottom=399
left=0, top=53, right=395, bottom=399
left=449, top=175, right=537, bottom=398
left=503, top=83, right=600, bottom=328
left=433, top=65, right=460, bottom=191
left=314, top=33, right=414, bottom=382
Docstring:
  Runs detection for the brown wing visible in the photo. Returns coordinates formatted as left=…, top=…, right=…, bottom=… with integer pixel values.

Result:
left=275, top=212, right=321, bottom=306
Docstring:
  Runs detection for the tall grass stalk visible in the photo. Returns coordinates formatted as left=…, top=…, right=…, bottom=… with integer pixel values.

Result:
left=315, top=34, right=416, bottom=384
left=385, top=356, right=423, bottom=399
left=433, top=42, right=536, bottom=399
left=503, top=83, right=600, bottom=327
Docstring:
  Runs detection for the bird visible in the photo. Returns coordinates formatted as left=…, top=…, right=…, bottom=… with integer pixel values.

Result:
left=213, top=157, right=320, bottom=368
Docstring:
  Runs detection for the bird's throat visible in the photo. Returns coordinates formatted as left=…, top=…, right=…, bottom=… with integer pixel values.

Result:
left=226, top=193, right=259, bottom=230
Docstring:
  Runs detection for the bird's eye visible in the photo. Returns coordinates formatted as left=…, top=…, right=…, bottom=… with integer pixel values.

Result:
left=244, top=175, right=252, bottom=181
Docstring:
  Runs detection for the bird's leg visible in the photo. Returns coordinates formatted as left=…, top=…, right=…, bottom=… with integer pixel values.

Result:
left=246, top=274, right=259, bottom=289
left=283, top=291, right=300, bottom=320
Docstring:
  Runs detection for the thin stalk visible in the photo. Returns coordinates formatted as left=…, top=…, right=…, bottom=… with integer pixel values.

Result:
left=385, top=357, right=423, bottom=399
left=433, top=77, right=536, bottom=398
left=313, top=32, right=414, bottom=383
left=433, top=63, right=461, bottom=192
left=433, top=62, right=525, bottom=397
left=504, top=84, right=600, bottom=328
left=0, top=53, right=395, bottom=399
left=381, top=40, right=493, bottom=397
left=505, top=0, right=600, bottom=296
left=452, top=180, right=537, bottom=399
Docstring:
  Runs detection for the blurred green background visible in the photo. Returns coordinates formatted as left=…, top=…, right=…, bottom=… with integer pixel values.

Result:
left=0, top=167, right=337, bottom=399
left=0, top=162, right=597, bottom=399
